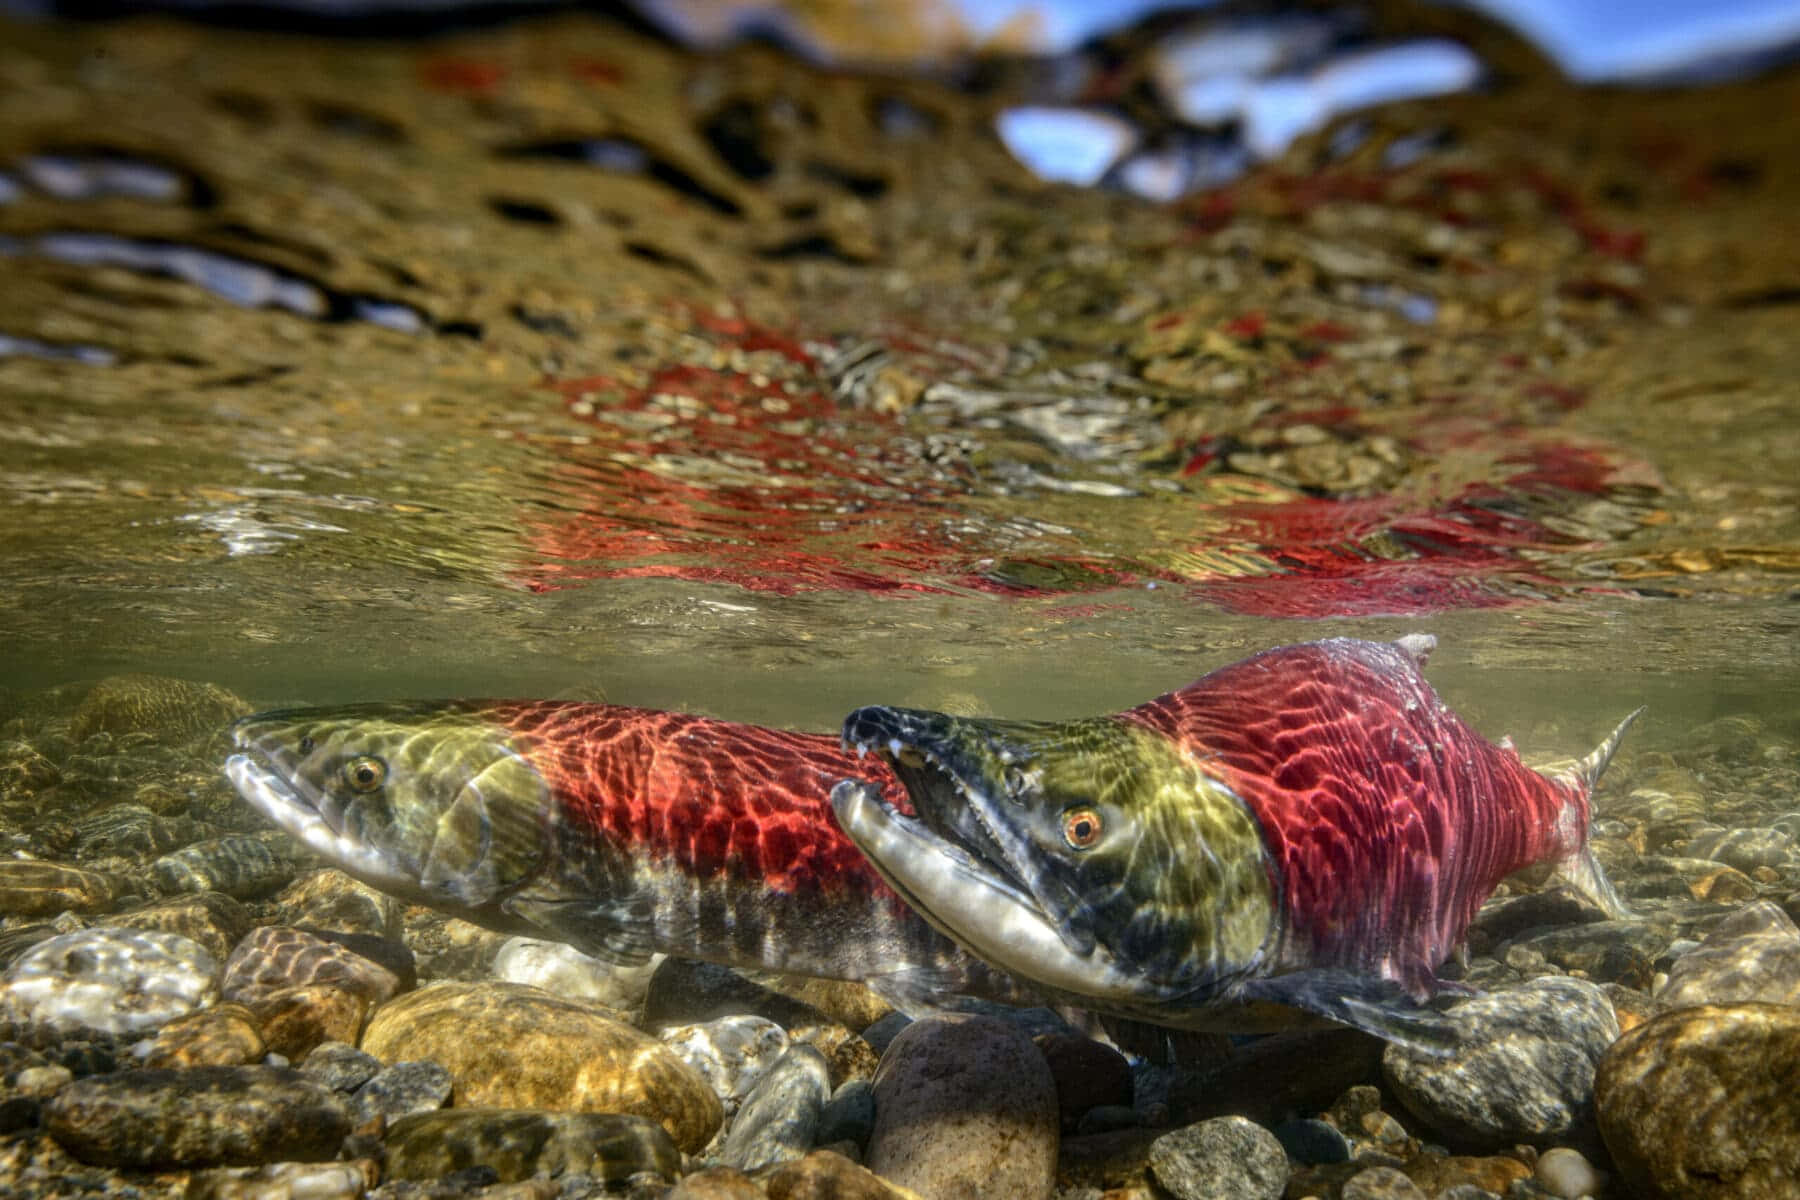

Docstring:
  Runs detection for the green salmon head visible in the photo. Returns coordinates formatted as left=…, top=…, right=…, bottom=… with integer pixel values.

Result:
left=833, top=706, right=1279, bottom=1005
left=226, top=702, right=551, bottom=910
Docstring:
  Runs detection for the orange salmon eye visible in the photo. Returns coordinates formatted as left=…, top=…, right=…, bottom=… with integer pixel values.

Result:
left=343, top=755, right=388, bottom=793
left=1061, top=807, right=1103, bottom=850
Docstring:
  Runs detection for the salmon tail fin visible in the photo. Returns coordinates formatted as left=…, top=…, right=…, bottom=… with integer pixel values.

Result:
left=1549, top=707, right=1643, bottom=920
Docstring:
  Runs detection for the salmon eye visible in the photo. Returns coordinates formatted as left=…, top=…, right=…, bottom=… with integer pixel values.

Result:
left=343, top=755, right=387, bottom=793
left=1061, top=806, right=1103, bottom=850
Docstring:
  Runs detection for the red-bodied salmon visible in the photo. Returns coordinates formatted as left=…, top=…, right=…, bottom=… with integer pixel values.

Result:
left=225, top=702, right=1034, bottom=1013
left=832, top=635, right=1636, bottom=1046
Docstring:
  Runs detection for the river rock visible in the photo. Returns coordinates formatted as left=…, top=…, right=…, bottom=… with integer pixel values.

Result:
left=274, top=869, right=402, bottom=939
left=0, top=860, right=118, bottom=917
left=721, top=1043, right=830, bottom=1172
left=1501, top=920, right=1673, bottom=983
left=69, top=675, right=250, bottom=743
left=1595, top=1003, right=1800, bottom=1199
left=1383, top=976, right=1619, bottom=1149
left=152, top=833, right=304, bottom=899
left=44, top=1065, right=350, bottom=1167
left=187, top=1160, right=377, bottom=1200
left=644, top=958, right=836, bottom=1031
left=382, top=1109, right=680, bottom=1183
left=270, top=985, right=376, bottom=1059
left=135, top=1002, right=264, bottom=1068
left=1536, top=1146, right=1608, bottom=1198
left=668, top=1166, right=767, bottom=1199
left=1035, top=1031, right=1133, bottom=1125
left=1147, top=1115, right=1288, bottom=1200
left=0, top=926, right=217, bottom=1036
left=661, top=1014, right=790, bottom=1115
left=300, top=1041, right=382, bottom=1094
left=350, top=1059, right=453, bottom=1125
left=1341, top=1165, right=1428, bottom=1200
left=766, top=1148, right=923, bottom=1200
left=865, top=1014, right=1058, bottom=1200
left=361, top=981, right=722, bottom=1153
left=1685, top=827, right=1795, bottom=874
left=221, top=925, right=401, bottom=1008
left=1655, top=900, right=1800, bottom=1010
left=109, top=892, right=253, bottom=961
left=818, top=1077, right=877, bottom=1150
left=493, top=936, right=662, bottom=1012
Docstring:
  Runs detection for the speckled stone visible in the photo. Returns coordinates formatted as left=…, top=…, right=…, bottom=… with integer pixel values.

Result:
left=0, top=926, right=217, bottom=1036
left=221, top=925, right=401, bottom=1009
left=1595, top=1003, right=1800, bottom=1199
left=1656, top=900, right=1800, bottom=1011
left=1382, top=977, right=1619, bottom=1149
left=152, top=833, right=304, bottom=899
left=1035, top=1032, right=1134, bottom=1125
left=109, top=892, right=253, bottom=962
left=351, top=1060, right=453, bottom=1125
left=765, top=1148, right=922, bottom=1200
left=660, top=1014, right=790, bottom=1115
left=70, top=675, right=251, bottom=743
left=274, top=869, right=402, bottom=940
left=300, top=1041, right=382, bottom=1094
left=44, top=1065, right=350, bottom=1167
left=866, top=1014, right=1058, bottom=1200
left=381, top=1109, right=679, bottom=1184
left=361, top=981, right=722, bottom=1153
left=721, top=1043, right=830, bottom=1172
left=1341, top=1165, right=1428, bottom=1200
left=0, top=860, right=118, bottom=917
left=1401, top=1152, right=1532, bottom=1196
left=135, top=1003, right=264, bottom=1069
left=1147, top=1116, right=1288, bottom=1200
left=791, top=1021, right=880, bottom=1089
left=667, top=1166, right=767, bottom=1199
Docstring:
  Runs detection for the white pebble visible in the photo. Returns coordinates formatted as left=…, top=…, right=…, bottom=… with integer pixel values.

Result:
left=0, top=927, right=217, bottom=1036
left=1536, top=1146, right=1606, bottom=1198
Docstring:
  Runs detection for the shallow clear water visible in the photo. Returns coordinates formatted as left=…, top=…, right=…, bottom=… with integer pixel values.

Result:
left=0, top=10, right=1794, bottom=756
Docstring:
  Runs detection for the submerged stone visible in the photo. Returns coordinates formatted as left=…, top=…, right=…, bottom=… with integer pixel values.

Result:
left=0, top=926, right=216, bottom=1036
left=382, top=1109, right=678, bottom=1183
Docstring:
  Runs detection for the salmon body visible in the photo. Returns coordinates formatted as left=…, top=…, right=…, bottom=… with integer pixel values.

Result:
left=832, top=635, right=1633, bottom=1046
left=225, top=701, right=1029, bottom=1011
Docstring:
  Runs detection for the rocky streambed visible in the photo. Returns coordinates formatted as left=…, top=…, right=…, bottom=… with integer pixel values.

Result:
left=0, top=674, right=1797, bottom=1199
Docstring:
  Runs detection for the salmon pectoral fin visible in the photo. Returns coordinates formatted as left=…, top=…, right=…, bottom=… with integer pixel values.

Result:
left=502, top=891, right=668, bottom=965
left=1235, top=969, right=1462, bottom=1056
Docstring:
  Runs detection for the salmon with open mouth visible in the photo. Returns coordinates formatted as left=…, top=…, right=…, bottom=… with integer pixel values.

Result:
left=224, top=700, right=1040, bottom=1013
left=831, top=635, right=1636, bottom=1049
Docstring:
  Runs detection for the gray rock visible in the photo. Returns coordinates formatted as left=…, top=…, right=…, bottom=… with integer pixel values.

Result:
left=1685, top=827, right=1795, bottom=873
left=44, top=1065, right=350, bottom=1167
left=720, top=1043, right=830, bottom=1172
left=382, top=1109, right=679, bottom=1184
left=1273, top=1116, right=1352, bottom=1164
left=816, top=1077, right=876, bottom=1150
left=1147, top=1115, right=1288, bottom=1200
left=860, top=1010, right=910, bottom=1055
left=1503, top=920, right=1672, bottom=984
left=299, top=1041, right=381, bottom=1094
left=350, top=1060, right=453, bottom=1125
left=0, top=926, right=217, bottom=1036
left=1656, top=900, right=1800, bottom=1010
left=866, top=1014, right=1059, bottom=1200
left=1341, top=1165, right=1428, bottom=1200
left=660, top=1014, right=790, bottom=1116
left=1383, top=977, right=1619, bottom=1149
left=1074, top=1105, right=1138, bottom=1136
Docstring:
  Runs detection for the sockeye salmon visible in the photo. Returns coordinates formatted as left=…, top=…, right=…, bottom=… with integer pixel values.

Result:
left=225, top=702, right=1036, bottom=1013
left=831, top=634, right=1637, bottom=1048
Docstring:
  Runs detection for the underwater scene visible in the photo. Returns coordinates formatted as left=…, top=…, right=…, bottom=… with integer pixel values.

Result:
left=0, top=1, right=1797, bottom=1197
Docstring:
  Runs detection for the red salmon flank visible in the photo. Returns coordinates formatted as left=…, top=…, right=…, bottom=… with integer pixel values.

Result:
left=1122, top=638, right=1582, bottom=991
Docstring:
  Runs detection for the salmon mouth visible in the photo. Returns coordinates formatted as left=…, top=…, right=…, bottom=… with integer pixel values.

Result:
left=224, top=714, right=415, bottom=893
